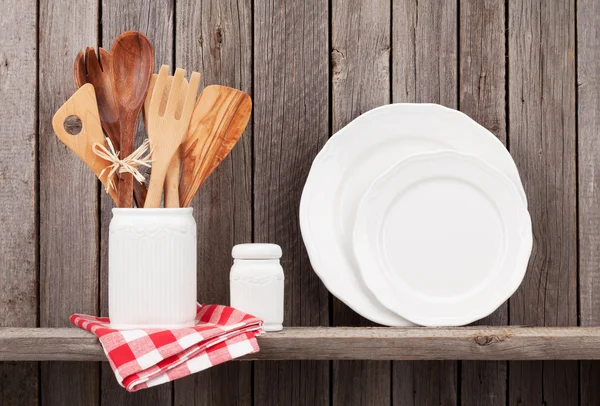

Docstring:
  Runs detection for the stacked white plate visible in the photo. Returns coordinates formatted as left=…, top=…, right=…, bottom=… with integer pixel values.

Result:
left=300, top=104, right=532, bottom=326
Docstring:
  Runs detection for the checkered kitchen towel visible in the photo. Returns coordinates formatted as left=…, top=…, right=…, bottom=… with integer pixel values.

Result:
left=70, top=304, right=264, bottom=392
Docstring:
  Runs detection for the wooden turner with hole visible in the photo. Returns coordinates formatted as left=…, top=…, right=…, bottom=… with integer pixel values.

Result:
left=52, top=84, right=118, bottom=204
left=179, top=85, right=252, bottom=207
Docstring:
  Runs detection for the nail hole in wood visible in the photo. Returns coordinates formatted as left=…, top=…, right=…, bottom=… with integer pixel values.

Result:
left=64, top=115, right=82, bottom=135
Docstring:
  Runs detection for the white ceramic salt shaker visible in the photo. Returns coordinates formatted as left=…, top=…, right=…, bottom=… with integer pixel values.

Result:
left=230, top=243, right=284, bottom=331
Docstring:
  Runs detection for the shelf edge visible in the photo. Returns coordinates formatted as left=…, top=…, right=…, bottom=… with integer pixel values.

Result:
left=1, top=326, right=599, bottom=361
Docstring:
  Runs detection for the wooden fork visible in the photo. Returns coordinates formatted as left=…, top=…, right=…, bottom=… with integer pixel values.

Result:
left=144, top=73, right=189, bottom=208
left=144, top=66, right=200, bottom=208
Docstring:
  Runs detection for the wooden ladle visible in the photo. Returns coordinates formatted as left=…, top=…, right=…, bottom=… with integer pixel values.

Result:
left=111, top=31, right=154, bottom=208
left=179, top=85, right=252, bottom=207
left=52, top=84, right=118, bottom=204
left=144, top=66, right=200, bottom=208
left=74, top=45, right=148, bottom=208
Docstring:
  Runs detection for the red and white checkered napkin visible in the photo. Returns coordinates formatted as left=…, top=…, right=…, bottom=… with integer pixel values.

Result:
left=70, top=304, right=264, bottom=392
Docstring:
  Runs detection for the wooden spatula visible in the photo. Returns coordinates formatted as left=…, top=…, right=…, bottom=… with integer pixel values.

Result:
left=52, top=84, right=118, bottom=204
left=144, top=66, right=200, bottom=208
left=143, top=73, right=189, bottom=208
left=179, top=85, right=252, bottom=207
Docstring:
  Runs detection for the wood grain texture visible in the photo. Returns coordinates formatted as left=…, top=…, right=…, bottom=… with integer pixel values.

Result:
left=0, top=0, right=38, bottom=404
left=508, top=0, right=578, bottom=405
left=74, top=47, right=121, bottom=149
left=144, top=67, right=200, bottom=208
left=254, top=0, right=329, bottom=404
left=392, top=0, right=457, bottom=105
left=111, top=31, right=154, bottom=208
left=458, top=1, right=507, bottom=405
left=178, top=86, right=252, bottom=208
left=578, top=0, right=600, bottom=404
left=331, top=0, right=391, bottom=405
left=9, top=327, right=600, bottom=361
left=393, top=362, right=457, bottom=406
left=391, top=1, right=458, bottom=405
left=144, top=73, right=189, bottom=208
left=38, top=0, right=99, bottom=404
left=99, top=0, right=174, bottom=402
left=174, top=0, right=253, bottom=404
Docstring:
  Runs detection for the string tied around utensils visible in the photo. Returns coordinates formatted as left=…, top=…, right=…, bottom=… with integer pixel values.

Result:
left=92, top=137, right=154, bottom=193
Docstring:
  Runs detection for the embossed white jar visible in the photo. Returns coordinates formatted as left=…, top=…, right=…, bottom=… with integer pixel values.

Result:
left=109, top=208, right=197, bottom=328
left=230, top=244, right=284, bottom=331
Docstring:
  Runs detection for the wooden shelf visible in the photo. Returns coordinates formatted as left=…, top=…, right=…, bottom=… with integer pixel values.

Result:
left=1, top=326, right=600, bottom=361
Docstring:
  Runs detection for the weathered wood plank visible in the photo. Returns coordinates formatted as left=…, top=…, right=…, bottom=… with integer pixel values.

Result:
left=392, top=0, right=457, bottom=105
left=7, top=327, right=600, bottom=361
left=458, top=0, right=507, bottom=405
left=331, top=0, right=391, bottom=404
left=99, top=1, right=174, bottom=403
left=173, top=0, right=253, bottom=404
left=393, top=362, right=457, bottom=406
left=253, top=0, right=330, bottom=404
left=507, top=0, right=578, bottom=405
left=0, top=0, right=38, bottom=404
left=391, top=1, right=458, bottom=405
left=39, top=0, right=100, bottom=404
left=578, top=0, right=600, bottom=404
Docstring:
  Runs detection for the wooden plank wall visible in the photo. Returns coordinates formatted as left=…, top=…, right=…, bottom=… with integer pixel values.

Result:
left=331, top=0, right=391, bottom=405
left=0, top=1, right=38, bottom=405
left=38, top=0, right=99, bottom=404
left=579, top=0, right=600, bottom=404
left=0, top=0, right=594, bottom=405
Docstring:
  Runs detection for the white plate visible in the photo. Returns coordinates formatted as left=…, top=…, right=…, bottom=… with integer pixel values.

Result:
left=299, top=103, right=527, bottom=326
left=352, top=151, right=532, bottom=326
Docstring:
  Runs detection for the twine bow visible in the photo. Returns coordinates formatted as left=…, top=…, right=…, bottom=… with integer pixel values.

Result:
left=92, top=137, right=153, bottom=193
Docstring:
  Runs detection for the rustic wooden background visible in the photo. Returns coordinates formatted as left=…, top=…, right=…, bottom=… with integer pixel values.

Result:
left=0, top=0, right=597, bottom=404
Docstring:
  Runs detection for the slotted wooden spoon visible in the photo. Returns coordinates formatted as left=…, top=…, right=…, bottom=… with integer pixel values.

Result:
left=74, top=46, right=148, bottom=208
left=74, top=47, right=119, bottom=144
left=52, top=84, right=118, bottom=204
left=143, top=73, right=189, bottom=208
left=144, top=66, right=200, bottom=208
left=179, top=85, right=252, bottom=207
left=111, top=31, right=154, bottom=208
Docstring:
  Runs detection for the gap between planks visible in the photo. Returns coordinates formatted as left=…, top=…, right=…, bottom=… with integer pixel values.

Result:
left=0, top=327, right=599, bottom=361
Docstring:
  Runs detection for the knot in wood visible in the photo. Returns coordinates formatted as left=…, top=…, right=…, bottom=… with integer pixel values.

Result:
left=474, top=334, right=504, bottom=346
left=215, top=26, right=223, bottom=45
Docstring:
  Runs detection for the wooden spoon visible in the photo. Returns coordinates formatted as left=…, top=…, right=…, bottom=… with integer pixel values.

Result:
left=144, top=66, right=200, bottom=208
left=111, top=31, right=154, bottom=208
left=52, top=84, right=118, bottom=204
left=143, top=73, right=189, bottom=208
left=74, top=46, right=148, bottom=207
left=179, top=85, right=252, bottom=207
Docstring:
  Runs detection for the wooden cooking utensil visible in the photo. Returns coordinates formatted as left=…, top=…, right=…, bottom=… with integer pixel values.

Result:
left=111, top=31, right=154, bottom=208
left=179, top=85, right=252, bottom=208
left=74, top=45, right=148, bottom=207
left=144, top=66, right=200, bottom=208
left=52, top=84, right=118, bottom=204
left=74, top=47, right=120, bottom=145
left=144, top=73, right=189, bottom=208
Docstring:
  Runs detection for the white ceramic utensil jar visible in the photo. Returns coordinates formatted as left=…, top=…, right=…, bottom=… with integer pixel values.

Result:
left=230, top=244, right=284, bottom=331
left=109, top=208, right=197, bottom=328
